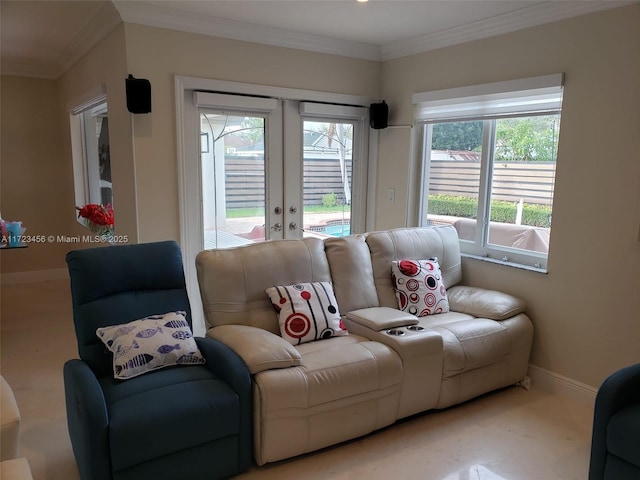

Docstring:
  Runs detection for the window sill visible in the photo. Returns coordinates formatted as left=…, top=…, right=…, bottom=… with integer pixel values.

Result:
left=461, top=252, right=548, bottom=274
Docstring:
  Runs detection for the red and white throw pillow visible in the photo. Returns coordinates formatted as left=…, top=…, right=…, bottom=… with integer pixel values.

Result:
left=266, top=282, right=348, bottom=346
left=391, top=258, right=449, bottom=316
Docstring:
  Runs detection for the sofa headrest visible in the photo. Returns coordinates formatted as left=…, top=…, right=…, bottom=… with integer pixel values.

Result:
left=196, top=237, right=332, bottom=332
left=324, top=234, right=379, bottom=313
left=365, top=226, right=462, bottom=309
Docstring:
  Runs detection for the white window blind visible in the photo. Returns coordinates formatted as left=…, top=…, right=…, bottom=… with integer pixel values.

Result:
left=193, top=91, right=279, bottom=112
left=413, top=73, right=564, bottom=123
left=299, top=102, right=367, bottom=120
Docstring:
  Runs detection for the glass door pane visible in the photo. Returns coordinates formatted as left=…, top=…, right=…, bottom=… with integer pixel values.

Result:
left=200, top=111, right=267, bottom=248
left=302, top=120, right=353, bottom=238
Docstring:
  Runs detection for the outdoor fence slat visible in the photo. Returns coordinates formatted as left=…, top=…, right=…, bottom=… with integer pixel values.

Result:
left=222, top=157, right=555, bottom=209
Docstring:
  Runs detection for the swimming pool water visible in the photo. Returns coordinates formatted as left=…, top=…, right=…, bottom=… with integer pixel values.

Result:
left=324, top=224, right=350, bottom=237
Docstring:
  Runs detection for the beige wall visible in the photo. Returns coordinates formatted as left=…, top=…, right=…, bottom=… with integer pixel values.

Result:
left=379, top=5, right=640, bottom=387
left=58, top=24, right=137, bottom=246
left=1, top=24, right=134, bottom=275
left=0, top=76, right=75, bottom=274
left=122, top=24, right=381, bottom=242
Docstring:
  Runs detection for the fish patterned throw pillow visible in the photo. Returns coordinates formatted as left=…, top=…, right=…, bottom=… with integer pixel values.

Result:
left=96, top=311, right=205, bottom=380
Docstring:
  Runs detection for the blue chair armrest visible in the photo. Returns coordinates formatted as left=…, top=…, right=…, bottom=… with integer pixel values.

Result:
left=195, top=336, right=253, bottom=471
left=63, top=359, right=112, bottom=480
left=589, top=363, right=640, bottom=480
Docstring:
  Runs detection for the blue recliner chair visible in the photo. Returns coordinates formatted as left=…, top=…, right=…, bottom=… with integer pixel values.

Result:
left=589, top=362, right=640, bottom=480
left=63, top=241, right=252, bottom=480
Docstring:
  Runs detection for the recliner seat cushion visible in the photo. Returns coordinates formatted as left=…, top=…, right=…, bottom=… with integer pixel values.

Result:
left=417, top=312, right=532, bottom=378
left=255, top=336, right=400, bottom=411
left=429, top=316, right=512, bottom=377
left=99, top=366, right=239, bottom=472
left=252, top=335, right=402, bottom=464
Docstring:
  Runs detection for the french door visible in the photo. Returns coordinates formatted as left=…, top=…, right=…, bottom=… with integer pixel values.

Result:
left=195, top=93, right=368, bottom=248
left=197, top=92, right=285, bottom=248
left=177, top=79, right=373, bottom=335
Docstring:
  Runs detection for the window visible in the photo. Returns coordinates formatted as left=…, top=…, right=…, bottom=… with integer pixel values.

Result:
left=413, top=74, right=564, bottom=271
left=70, top=89, right=112, bottom=222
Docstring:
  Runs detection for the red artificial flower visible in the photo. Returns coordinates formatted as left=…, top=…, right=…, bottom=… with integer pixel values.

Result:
left=76, top=204, right=114, bottom=226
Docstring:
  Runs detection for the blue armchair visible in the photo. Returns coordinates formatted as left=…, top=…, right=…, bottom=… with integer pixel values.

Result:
left=64, top=241, right=252, bottom=480
left=589, top=362, right=640, bottom=480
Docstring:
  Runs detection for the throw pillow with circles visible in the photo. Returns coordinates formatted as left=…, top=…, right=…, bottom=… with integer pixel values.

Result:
left=266, top=282, right=348, bottom=346
left=391, top=258, right=450, bottom=316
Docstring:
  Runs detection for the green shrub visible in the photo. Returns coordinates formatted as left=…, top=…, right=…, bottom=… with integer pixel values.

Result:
left=322, top=192, right=339, bottom=208
left=427, top=194, right=551, bottom=227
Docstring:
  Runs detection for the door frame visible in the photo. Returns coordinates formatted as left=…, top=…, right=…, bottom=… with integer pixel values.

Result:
left=175, top=75, right=378, bottom=335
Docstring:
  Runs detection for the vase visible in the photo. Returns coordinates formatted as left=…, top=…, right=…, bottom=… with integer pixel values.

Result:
left=81, top=219, right=114, bottom=241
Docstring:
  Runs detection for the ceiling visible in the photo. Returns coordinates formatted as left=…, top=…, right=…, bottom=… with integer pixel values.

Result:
left=1, top=0, right=635, bottom=79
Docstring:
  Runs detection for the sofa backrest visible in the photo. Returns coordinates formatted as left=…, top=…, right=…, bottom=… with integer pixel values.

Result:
left=66, top=241, right=192, bottom=377
left=324, top=234, right=380, bottom=313
left=196, top=237, right=332, bottom=333
left=365, top=226, right=462, bottom=308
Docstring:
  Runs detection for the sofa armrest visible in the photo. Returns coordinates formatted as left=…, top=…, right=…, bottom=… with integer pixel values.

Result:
left=589, top=363, right=640, bottom=480
left=63, top=359, right=111, bottom=480
left=195, top=336, right=253, bottom=472
left=347, top=307, right=419, bottom=331
left=195, top=337, right=251, bottom=396
left=207, top=325, right=301, bottom=374
left=447, top=285, right=525, bottom=320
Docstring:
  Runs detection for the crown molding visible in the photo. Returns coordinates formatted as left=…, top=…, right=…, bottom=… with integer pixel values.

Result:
left=56, top=2, right=122, bottom=78
left=114, top=1, right=636, bottom=64
left=381, top=1, right=637, bottom=61
left=4, top=0, right=635, bottom=79
left=113, top=1, right=381, bottom=62
left=1, top=1, right=122, bottom=79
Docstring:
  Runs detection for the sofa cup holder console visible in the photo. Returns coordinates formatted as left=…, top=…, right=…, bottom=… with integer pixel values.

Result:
left=386, top=324, right=426, bottom=336
left=386, top=329, right=405, bottom=336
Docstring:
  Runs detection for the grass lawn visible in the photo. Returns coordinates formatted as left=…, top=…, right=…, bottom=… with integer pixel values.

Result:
left=226, top=205, right=351, bottom=218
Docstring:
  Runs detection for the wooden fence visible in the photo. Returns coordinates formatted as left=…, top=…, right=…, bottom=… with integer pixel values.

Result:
left=224, top=156, right=352, bottom=208
left=429, top=160, right=556, bottom=205
left=222, top=157, right=555, bottom=209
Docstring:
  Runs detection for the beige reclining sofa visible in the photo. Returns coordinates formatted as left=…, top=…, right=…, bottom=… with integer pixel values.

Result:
left=196, top=226, right=533, bottom=466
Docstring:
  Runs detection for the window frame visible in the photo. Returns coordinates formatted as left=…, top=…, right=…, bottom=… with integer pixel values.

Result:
left=69, top=86, right=110, bottom=225
left=411, top=75, right=564, bottom=272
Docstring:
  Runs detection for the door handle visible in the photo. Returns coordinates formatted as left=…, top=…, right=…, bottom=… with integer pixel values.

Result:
left=272, top=223, right=282, bottom=232
left=289, top=222, right=297, bottom=231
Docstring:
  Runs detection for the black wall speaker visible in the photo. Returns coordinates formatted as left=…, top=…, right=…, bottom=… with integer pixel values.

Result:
left=125, top=75, right=152, bottom=114
left=370, top=101, right=388, bottom=129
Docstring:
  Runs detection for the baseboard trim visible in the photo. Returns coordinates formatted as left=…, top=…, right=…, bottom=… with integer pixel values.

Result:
left=1, top=268, right=68, bottom=285
left=528, top=364, right=597, bottom=407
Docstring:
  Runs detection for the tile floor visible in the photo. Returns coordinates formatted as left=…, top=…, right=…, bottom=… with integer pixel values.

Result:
left=1, top=279, right=594, bottom=480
